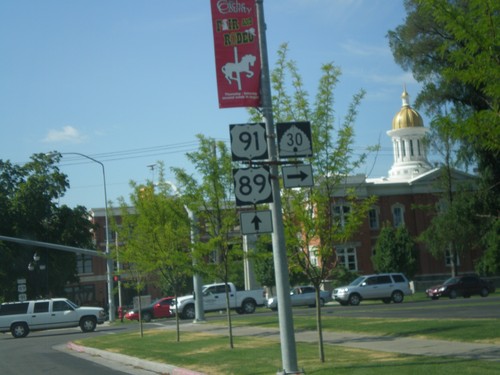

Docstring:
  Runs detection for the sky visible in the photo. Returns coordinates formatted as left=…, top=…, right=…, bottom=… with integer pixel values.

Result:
left=0, top=0, right=428, bottom=210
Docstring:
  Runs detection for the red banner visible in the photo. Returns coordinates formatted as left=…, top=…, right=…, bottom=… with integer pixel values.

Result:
left=210, top=0, right=261, bottom=108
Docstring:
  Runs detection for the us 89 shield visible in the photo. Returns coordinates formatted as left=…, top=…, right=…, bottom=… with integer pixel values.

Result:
left=233, top=166, right=273, bottom=206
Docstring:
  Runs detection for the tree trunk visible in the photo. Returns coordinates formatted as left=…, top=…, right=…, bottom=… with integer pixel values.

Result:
left=316, top=289, right=325, bottom=362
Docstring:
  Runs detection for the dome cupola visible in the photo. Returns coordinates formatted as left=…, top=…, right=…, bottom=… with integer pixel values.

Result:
left=386, top=87, right=432, bottom=180
left=391, top=88, right=423, bottom=129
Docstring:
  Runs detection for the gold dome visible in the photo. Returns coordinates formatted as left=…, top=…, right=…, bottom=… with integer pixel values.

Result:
left=392, top=89, right=423, bottom=130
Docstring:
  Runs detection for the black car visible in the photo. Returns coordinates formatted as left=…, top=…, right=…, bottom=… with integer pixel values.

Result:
left=426, top=275, right=496, bottom=299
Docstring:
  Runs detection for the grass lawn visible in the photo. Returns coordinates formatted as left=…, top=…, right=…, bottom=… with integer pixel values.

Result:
left=77, top=310, right=500, bottom=375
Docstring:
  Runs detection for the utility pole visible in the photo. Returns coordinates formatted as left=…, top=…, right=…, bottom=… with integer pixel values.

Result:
left=256, top=1, right=299, bottom=373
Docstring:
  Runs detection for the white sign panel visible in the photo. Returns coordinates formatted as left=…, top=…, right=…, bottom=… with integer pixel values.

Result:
left=282, top=164, right=314, bottom=188
left=240, top=210, right=273, bottom=235
left=230, top=123, right=268, bottom=161
left=233, top=166, right=273, bottom=206
left=277, top=121, right=313, bottom=158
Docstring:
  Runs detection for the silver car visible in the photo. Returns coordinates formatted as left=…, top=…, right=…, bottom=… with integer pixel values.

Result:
left=267, top=286, right=332, bottom=310
left=333, top=273, right=413, bottom=306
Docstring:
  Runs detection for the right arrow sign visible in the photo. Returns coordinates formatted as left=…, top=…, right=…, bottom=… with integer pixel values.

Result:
left=282, top=164, right=314, bottom=188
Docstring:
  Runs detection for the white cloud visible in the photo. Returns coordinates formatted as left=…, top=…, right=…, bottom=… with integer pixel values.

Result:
left=42, top=125, right=87, bottom=143
left=340, top=40, right=391, bottom=57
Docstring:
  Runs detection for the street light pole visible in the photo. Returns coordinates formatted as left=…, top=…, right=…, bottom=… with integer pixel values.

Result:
left=256, top=1, right=299, bottom=373
left=56, top=152, right=115, bottom=322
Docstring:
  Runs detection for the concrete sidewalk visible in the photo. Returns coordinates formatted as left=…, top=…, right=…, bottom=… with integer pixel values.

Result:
left=62, top=322, right=500, bottom=375
left=166, top=322, right=500, bottom=362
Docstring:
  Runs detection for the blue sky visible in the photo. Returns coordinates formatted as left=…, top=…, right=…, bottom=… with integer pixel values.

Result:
left=1, top=0, right=427, bottom=209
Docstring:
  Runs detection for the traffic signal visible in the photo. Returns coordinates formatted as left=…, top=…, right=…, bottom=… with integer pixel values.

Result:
left=113, top=275, right=120, bottom=282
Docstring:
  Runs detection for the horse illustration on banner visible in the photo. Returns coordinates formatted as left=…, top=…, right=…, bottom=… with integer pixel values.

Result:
left=222, top=53, right=256, bottom=91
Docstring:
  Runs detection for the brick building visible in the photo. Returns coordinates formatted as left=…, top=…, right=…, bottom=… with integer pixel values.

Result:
left=68, top=89, right=481, bottom=304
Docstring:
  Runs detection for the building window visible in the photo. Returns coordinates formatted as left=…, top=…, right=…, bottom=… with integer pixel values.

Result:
left=409, top=140, right=414, bottom=156
left=309, top=246, right=319, bottom=266
left=417, top=140, right=422, bottom=156
left=445, top=250, right=461, bottom=267
left=368, top=207, right=379, bottom=230
left=392, top=204, right=405, bottom=227
left=77, top=254, right=93, bottom=274
left=336, top=247, right=357, bottom=271
left=333, top=204, right=351, bottom=229
left=64, top=285, right=96, bottom=306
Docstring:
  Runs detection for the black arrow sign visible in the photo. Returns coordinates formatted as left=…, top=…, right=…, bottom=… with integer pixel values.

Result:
left=251, top=214, right=262, bottom=231
left=286, top=170, right=309, bottom=181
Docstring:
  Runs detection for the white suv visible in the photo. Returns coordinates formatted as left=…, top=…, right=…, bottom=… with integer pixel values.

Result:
left=0, top=298, right=105, bottom=338
left=333, top=273, right=413, bottom=306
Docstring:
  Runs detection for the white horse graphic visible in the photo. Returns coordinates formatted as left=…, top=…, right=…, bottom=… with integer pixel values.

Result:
left=221, top=54, right=256, bottom=88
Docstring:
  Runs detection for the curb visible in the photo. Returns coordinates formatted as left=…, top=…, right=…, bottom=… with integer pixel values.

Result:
left=67, top=341, right=206, bottom=375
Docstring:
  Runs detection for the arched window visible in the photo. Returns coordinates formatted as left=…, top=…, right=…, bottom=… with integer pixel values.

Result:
left=391, top=203, right=405, bottom=227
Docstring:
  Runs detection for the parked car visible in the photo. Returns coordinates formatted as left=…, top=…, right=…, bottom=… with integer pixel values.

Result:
left=125, top=297, right=174, bottom=322
left=426, top=275, right=496, bottom=300
left=333, top=273, right=413, bottom=306
left=266, top=286, right=332, bottom=310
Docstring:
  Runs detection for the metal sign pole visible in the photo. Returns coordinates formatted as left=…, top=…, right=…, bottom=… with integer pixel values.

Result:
left=256, top=1, right=299, bottom=373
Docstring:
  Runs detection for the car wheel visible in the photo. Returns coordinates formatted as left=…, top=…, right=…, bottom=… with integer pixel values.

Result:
left=382, top=298, right=391, bottom=304
left=348, top=293, right=361, bottom=306
left=242, top=299, right=256, bottom=314
left=11, top=322, right=29, bottom=338
left=80, top=317, right=97, bottom=332
left=449, top=290, right=458, bottom=299
left=182, top=304, right=195, bottom=320
left=392, top=291, right=404, bottom=304
left=142, top=312, right=152, bottom=322
left=480, top=288, right=489, bottom=297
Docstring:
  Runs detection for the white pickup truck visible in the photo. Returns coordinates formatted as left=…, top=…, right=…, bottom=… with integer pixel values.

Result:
left=0, top=298, right=105, bottom=338
left=171, top=282, right=266, bottom=320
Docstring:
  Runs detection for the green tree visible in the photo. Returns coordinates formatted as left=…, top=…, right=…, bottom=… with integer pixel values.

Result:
left=419, top=187, right=481, bottom=277
left=388, top=0, right=499, bottom=273
left=113, top=162, right=192, bottom=340
left=418, top=113, right=479, bottom=276
left=388, top=0, right=499, bottom=152
left=172, top=135, right=242, bottom=349
left=249, top=43, right=376, bottom=362
left=0, top=153, right=95, bottom=301
left=373, top=222, right=417, bottom=278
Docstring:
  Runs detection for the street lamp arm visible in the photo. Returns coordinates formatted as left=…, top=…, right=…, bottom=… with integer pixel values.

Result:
left=48, top=151, right=114, bottom=321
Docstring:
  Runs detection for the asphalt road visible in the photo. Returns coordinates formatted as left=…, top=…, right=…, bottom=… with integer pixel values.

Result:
left=322, top=295, right=500, bottom=319
left=0, top=324, right=133, bottom=375
left=1, top=295, right=498, bottom=375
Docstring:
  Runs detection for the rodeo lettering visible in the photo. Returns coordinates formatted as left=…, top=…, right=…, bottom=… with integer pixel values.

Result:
left=215, top=18, right=256, bottom=47
left=224, top=30, right=255, bottom=46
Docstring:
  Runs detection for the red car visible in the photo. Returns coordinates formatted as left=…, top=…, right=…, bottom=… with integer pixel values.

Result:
left=125, top=297, right=174, bottom=322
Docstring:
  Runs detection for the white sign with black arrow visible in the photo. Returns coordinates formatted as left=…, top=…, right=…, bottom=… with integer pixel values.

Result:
left=240, top=210, right=273, bottom=235
left=282, top=164, right=314, bottom=188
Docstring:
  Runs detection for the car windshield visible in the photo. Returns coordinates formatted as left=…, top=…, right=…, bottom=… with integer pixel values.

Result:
left=443, top=277, right=459, bottom=285
left=349, top=276, right=366, bottom=286
left=67, top=300, right=80, bottom=309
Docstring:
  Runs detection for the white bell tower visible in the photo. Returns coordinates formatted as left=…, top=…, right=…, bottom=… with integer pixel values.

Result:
left=387, top=88, right=432, bottom=180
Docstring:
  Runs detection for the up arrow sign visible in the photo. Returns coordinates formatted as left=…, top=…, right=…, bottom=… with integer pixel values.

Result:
left=282, top=164, right=314, bottom=188
left=240, top=211, right=273, bottom=235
